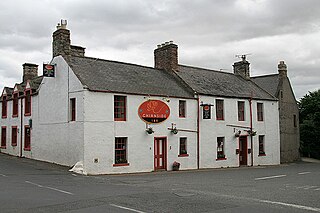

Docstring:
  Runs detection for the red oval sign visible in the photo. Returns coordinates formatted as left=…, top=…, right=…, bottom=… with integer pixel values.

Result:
left=138, top=100, right=170, bottom=124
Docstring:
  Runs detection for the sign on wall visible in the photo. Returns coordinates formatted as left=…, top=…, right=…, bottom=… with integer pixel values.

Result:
left=202, top=104, right=211, bottom=119
left=43, top=64, right=55, bottom=77
left=138, top=100, right=170, bottom=124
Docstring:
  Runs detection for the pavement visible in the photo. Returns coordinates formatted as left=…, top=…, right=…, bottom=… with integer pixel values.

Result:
left=301, top=157, right=320, bottom=163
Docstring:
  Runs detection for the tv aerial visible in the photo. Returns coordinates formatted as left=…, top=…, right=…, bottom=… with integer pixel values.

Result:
left=235, top=53, right=252, bottom=61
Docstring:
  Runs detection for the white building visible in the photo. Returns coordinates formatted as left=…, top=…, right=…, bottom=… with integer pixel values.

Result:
left=0, top=21, right=280, bottom=174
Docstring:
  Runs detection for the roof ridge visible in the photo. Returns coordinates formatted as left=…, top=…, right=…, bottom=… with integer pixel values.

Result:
left=251, top=73, right=279, bottom=78
left=179, top=64, right=233, bottom=75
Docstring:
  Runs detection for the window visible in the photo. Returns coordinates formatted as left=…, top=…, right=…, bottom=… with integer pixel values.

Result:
left=1, top=127, right=6, bottom=148
left=238, top=101, right=245, bottom=121
left=24, top=126, right=31, bottom=151
left=217, top=137, right=225, bottom=160
left=12, top=126, right=17, bottom=146
left=70, top=98, right=76, bottom=121
left=179, top=100, right=186, bottom=118
left=114, top=137, right=128, bottom=166
left=12, top=93, right=18, bottom=117
left=25, top=90, right=31, bottom=116
left=257, top=103, right=264, bottom=121
left=216, top=99, right=224, bottom=120
left=179, top=137, right=188, bottom=156
left=293, top=114, right=297, bottom=127
left=114, top=96, right=126, bottom=121
left=258, top=135, right=265, bottom=156
left=2, top=95, right=7, bottom=118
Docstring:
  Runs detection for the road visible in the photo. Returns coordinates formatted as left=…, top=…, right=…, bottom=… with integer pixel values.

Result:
left=0, top=153, right=319, bottom=212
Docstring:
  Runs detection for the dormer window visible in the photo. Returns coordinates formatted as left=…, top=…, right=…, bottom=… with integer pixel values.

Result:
left=25, top=90, right=31, bottom=116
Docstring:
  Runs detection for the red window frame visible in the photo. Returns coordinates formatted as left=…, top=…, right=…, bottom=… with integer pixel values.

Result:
left=11, top=126, right=18, bottom=146
left=257, top=103, right=264, bottom=121
left=2, top=95, right=7, bottom=118
left=114, top=137, right=129, bottom=166
left=216, top=99, right=224, bottom=120
left=24, top=125, right=31, bottom=151
left=24, top=89, right=31, bottom=116
left=217, top=137, right=226, bottom=160
left=179, top=137, right=189, bottom=157
left=258, top=135, right=266, bottom=156
left=12, top=92, right=19, bottom=117
left=70, top=98, right=76, bottom=121
left=1, top=126, right=6, bottom=149
left=238, top=101, right=245, bottom=121
left=179, top=100, right=186, bottom=118
left=114, top=96, right=126, bottom=121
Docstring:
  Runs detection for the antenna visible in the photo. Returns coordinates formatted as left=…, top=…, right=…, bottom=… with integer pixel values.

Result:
left=235, top=53, right=252, bottom=61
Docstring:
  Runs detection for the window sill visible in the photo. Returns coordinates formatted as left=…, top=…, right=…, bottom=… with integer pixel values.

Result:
left=12, top=144, right=17, bottom=147
left=24, top=113, right=31, bottom=117
left=216, top=119, right=224, bottom=121
left=258, top=154, right=266, bottom=156
left=114, top=118, right=126, bottom=121
left=113, top=163, right=129, bottom=167
left=1, top=116, right=7, bottom=119
left=0, top=146, right=6, bottom=149
left=178, top=154, right=189, bottom=157
left=12, top=114, right=18, bottom=118
left=216, top=158, right=227, bottom=161
left=24, top=147, right=31, bottom=151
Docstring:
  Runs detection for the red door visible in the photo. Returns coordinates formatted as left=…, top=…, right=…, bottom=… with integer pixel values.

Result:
left=154, top=137, right=167, bottom=171
left=239, top=136, right=248, bottom=166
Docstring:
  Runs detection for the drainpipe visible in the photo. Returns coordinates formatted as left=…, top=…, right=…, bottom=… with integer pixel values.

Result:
left=249, top=96, right=253, bottom=166
left=197, top=95, right=200, bottom=169
left=20, top=97, right=23, bottom=157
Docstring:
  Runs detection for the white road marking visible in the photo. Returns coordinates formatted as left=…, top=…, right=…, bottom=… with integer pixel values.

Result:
left=259, top=200, right=320, bottom=212
left=25, top=181, right=73, bottom=195
left=110, top=204, right=146, bottom=213
left=0, top=173, right=7, bottom=177
left=255, top=174, right=287, bottom=180
left=298, top=172, right=311, bottom=175
left=315, top=188, right=320, bottom=191
left=72, top=174, right=77, bottom=177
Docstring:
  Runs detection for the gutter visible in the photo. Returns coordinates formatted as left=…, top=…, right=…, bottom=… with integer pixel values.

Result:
left=20, top=97, right=23, bottom=157
left=197, top=95, right=200, bottom=169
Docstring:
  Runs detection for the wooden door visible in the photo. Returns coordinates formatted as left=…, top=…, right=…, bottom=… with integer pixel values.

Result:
left=154, top=137, right=167, bottom=171
left=239, top=136, right=248, bottom=166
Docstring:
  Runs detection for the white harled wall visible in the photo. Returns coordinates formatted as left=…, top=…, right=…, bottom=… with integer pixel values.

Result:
left=82, top=92, right=198, bottom=175
left=199, top=95, right=280, bottom=169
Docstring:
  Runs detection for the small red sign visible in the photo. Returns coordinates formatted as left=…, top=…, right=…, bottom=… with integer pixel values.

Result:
left=138, top=100, right=170, bottom=124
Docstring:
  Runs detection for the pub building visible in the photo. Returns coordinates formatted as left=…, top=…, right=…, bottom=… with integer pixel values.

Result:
left=0, top=20, right=280, bottom=174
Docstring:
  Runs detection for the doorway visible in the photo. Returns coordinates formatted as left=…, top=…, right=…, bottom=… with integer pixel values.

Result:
left=154, top=137, right=167, bottom=171
left=239, top=136, right=248, bottom=166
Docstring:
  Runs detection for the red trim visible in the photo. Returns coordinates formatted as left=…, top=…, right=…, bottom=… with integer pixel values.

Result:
left=24, top=125, right=31, bottom=151
left=1, top=126, right=7, bottom=149
left=113, top=163, right=129, bottom=167
left=239, top=136, right=248, bottom=166
left=24, top=89, right=32, bottom=116
left=179, top=100, right=186, bottom=118
left=2, top=95, right=7, bottom=118
left=12, top=92, right=19, bottom=117
left=197, top=97, right=200, bottom=169
left=70, top=98, right=76, bottom=121
left=216, top=99, right=224, bottom=120
left=154, top=137, right=167, bottom=171
left=216, top=158, right=227, bottom=161
left=178, top=154, right=189, bottom=157
left=114, top=95, right=126, bottom=121
left=11, top=126, right=18, bottom=146
left=258, top=154, right=266, bottom=156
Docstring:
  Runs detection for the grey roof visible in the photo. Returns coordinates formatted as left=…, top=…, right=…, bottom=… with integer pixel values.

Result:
left=176, top=65, right=276, bottom=100
left=251, top=74, right=279, bottom=96
left=69, top=56, right=194, bottom=98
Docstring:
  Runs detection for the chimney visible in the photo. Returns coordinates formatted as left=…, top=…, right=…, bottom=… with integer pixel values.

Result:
left=233, top=55, right=250, bottom=80
left=154, top=41, right=178, bottom=72
left=71, top=45, right=86, bottom=57
left=278, top=61, right=287, bottom=78
left=23, top=63, right=38, bottom=82
left=52, top=20, right=71, bottom=60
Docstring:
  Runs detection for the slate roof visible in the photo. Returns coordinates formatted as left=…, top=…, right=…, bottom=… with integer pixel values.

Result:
left=69, top=56, right=194, bottom=98
left=251, top=74, right=279, bottom=96
left=175, top=65, right=276, bottom=100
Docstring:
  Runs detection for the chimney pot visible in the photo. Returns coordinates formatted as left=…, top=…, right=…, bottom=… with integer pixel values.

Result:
left=154, top=41, right=178, bottom=72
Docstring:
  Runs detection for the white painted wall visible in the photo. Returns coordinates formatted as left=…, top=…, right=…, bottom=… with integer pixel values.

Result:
left=199, top=95, right=280, bottom=169
left=82, top=92, right=198, bottom=174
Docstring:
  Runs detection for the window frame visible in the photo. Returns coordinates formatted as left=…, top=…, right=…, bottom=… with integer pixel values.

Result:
left=11, top=126, right=18, bottom=147
left=12, top=92, right=19, bottom=117
left=24, top=125, right=31, bottom=151
left=216, top=137, right=226, bottom=160
left=1, top=126, right=6, bottom=149
left=179, top=100, right=186, bottom=118
left=113, top=137, right=129, bottom=166
left=2, top=95, right=7, bottom=118
left=216, top=99, right=224, bottom=121
left=114, top=96, right=127, bottom=121
left=24, top=89, right=32, bottom=116
left=70, top=98, right=76, bottom=121
left=178, top=137, right=189, bottom=157
left=257, top=103, right=264, bottom=121
left=258, top=135, right=266, bottom=156
left=238, top=101, right=245, bottom=121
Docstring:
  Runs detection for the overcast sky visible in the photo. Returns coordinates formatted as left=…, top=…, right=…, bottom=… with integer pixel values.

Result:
left=1, top=0, right=319, bottom=100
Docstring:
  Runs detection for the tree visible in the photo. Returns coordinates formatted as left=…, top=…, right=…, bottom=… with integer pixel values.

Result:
left=299, top=89, right=320, bottom=159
